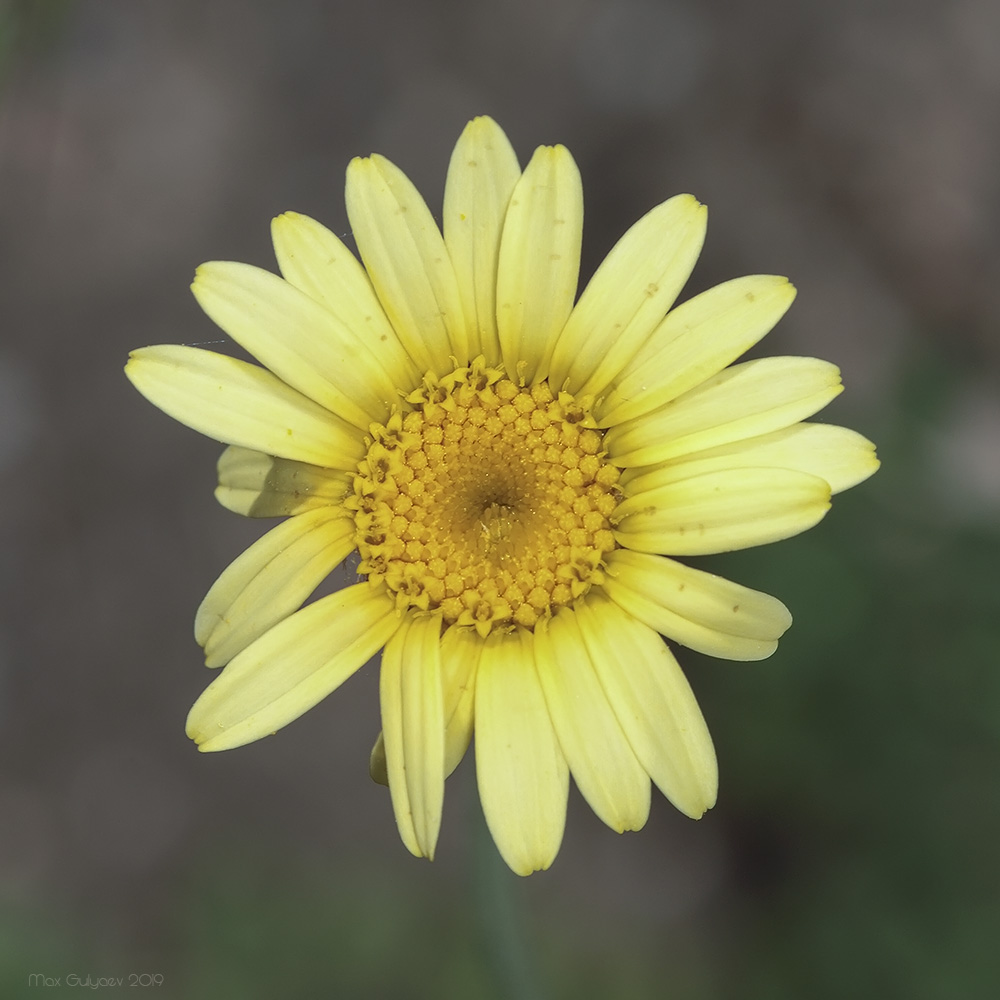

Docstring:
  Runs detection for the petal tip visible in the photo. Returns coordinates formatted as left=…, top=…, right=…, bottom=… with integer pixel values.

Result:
left=123, top=351, right=144, bottom=375
left=683, top=786, right=718, bottom=819
left=188, top=726, right=212, bottom=751
left=190, top=262, right=219, bottom=296
left=269, top=212, right=295, bottom=238
left=668, top=193, right=707, bottom=219
left=468, top=113, right=499, bottom=132
left=346, top=155, right=373, bottom=180
left=507, top=858, right=546, bottom=877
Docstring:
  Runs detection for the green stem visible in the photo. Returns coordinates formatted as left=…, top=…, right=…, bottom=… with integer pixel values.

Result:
left=471, top=800, right=546, bottom=1000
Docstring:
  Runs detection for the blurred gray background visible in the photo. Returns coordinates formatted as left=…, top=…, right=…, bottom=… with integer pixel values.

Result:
left=1, top=1, right=998, bottom=996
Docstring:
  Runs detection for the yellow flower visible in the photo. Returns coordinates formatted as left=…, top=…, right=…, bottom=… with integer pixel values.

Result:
left=125, top=117, right=879, bottom=876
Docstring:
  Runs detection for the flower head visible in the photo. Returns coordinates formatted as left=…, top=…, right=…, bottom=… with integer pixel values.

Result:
left=125, top=117, right=878, bottom=875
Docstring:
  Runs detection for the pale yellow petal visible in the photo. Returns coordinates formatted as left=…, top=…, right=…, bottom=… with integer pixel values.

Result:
left=496, top=144, right=583, bottom=384
left=443, top=116, right=521, bottom=366
left=380, top=614, right=445, bottom=860
left=602, top=550, right=791, bottom=661
left=439, top=623, right=482, bottom=776
left=575, top=593, right=717, bottom=818
left=622, top=423, right=881, bottom=496
left=475, top=629, right=569, bottom=876
left=214, top=445, right=350, bottom=518
left=605, top=356, right=843, bottom=467
left=125, top=345, right=363, bottom=469
left=192, top=262, right=402, bottom=428
left=369, top=731, right=388, bottom=786
left=598, top=275, right=797, bottom=426
left=613, top=467, right=832, bottom=555
left=534, top=612, right=650, bottom=832
left=548, top=194, right=707, bottom=396
left=187, top=583, right=399, bottom=752
left=270, top=211, right=418, bottom=387
left=345, top=154, right=467, bottom=371
left=195, top=507, right=356, bottom=668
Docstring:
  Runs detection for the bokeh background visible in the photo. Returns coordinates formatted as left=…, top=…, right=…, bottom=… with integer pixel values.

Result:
left=2, top=0, right=999, bottom=996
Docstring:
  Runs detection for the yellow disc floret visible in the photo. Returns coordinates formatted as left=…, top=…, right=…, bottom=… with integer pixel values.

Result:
left=349, top=358, right=621, bottom=636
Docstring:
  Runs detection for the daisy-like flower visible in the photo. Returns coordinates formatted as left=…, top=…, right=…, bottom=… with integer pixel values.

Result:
left=125, top=116, right=878, bottom=876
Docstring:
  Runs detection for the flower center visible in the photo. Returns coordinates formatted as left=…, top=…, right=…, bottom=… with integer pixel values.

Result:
left=349, top=359, right=621, bottom=636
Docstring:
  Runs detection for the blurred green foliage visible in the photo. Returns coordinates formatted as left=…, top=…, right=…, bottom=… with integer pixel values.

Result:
left=0, top=0, right=73, bottom=79
left=695, top=341, right=1000, bottom=998
left=175, top=844, right=492, bottom=999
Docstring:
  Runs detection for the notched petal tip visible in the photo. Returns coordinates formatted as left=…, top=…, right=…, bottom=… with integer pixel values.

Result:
left=123, top=348, right=150, bottom=377
left=551, top=143, right=574, bottom=166
left=464, top=114, right=505, bottom=139
left=684, top=796, right=716, bottom=821
left=846, top=436, right=881, bottom=489
left=269, top=212, right=295, bottom=243
left=187, top=713, right=278, bottom=754
left=508, top=857, right=553, bottom=877
left=186, top=723, right=214, bottom=752
left=189, top=259, right=243, bottom=303
left=269, top=210, right=327, bottom=254
left=125, top=344, right=167, bottom=364
left=773, top=602, right=793, bottom=638
left=528, top=142, right=576, bottom=169
left=672, top=192, right=706, bottom=214
left=123, top=344, right=187, bottom=395
left=673, top=756, right=719, bottom=820
left=185, top=705, right=214, bottom=749
left=345, top=155, right=378, bottom=187
left=189, top=260, right=213, bottom=287
left=659, top=192, right=707, bottom=233
left=349, top=153, right=395, bottom=183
